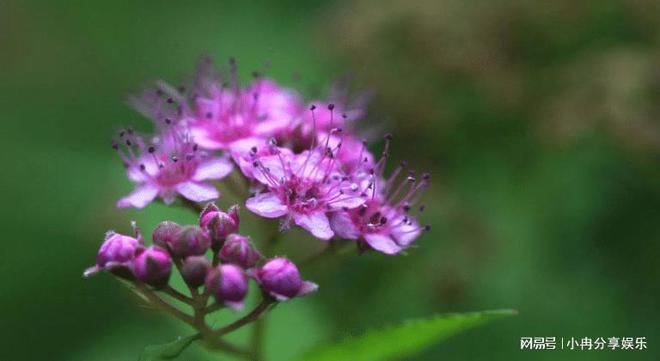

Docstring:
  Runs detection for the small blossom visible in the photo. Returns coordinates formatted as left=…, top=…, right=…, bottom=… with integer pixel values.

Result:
left=243, top=135, right=367, bottom=240
left=133, top=246, right=172, bottom=288
left=114, top=124, right=233, bottom=209
left=329, top=136, right=430, bottom=254
left=180, top=255, right=211, bottom=288
left=84, top=229, right=142, bottom=278
left=199, top=203, right=240, bottom=249
left=219, top=234, right=263, bottom=269
left=185, top=58, right=303, bottom=152
left=205, top=264, right=248, bottom=310
left=254, top=257, right=318, bottom=301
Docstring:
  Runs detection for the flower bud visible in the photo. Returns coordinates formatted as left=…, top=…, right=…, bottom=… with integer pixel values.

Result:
left=200, top=203, right=240, bottom=249
left=219, top=234, right=262, bottom=269
left=255, top=258, right=318, bottom=301
left=160, top=225, right=211, bottom=258
left=84, top=232, right=140, bottom=278
left=180, top=255, right=211, bottom=288
left=133, top=246, right=172, bottom=288
left=152, top=221, right=182, bottom=249
left=205, top=264, right=248, bottom=310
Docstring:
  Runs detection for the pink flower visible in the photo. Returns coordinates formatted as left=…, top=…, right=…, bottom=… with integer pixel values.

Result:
left=114, top=125, right=233, bottom=209
left=243, top=136, right=367, bottom=240
left=185, top=58, right=303, bottom=152
left=329, top=136, right=430, bottom=254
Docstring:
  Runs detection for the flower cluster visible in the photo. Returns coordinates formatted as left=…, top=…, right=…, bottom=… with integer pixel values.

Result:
left=84, top=57, right=429, bottom=356
left=113, top=57, right=429, bottom=254
left=85, top=204, right=316, bottom=309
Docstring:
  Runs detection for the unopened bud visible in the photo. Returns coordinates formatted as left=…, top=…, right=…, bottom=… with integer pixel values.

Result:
left=199, top=203, right=240, bottom=250
left=180, top=256, right=211, bottom=288
left=255, top=258, right=318, bottom=301
left=84, top=232, right=140, bottom=278
left=219, top=234, right=262, bottom=269
left=133, top=246, right=172, bottom=288
left=152, top=221, right=182, bottom=249
left=205, top=264, right=248, bottom=310
left=161, top=225, right=211, bottom=258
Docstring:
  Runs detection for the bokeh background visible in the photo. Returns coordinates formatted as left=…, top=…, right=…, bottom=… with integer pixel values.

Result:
left=2, top=0, right=659, bottom=360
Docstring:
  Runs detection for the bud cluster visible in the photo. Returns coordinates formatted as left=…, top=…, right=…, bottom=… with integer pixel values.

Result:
left=84, top=203, right=317, bottom=310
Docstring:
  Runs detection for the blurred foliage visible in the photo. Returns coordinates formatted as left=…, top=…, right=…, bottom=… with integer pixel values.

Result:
left=1, top=0, right=658, bottom=360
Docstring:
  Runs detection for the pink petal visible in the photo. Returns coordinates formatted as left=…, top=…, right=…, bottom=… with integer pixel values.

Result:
left=190, top=126, right=226, bottom=150
left=245, top=192, right=288, bottom=218
left=228, top=137, right=266, bottom=154
left=252, top=155, right=286, bottom=186
left=364, top=233, right=402, bottom=255
left=116, top=184, right=159, bottom=209
left=193, top=157, right=234, bottom=181
left=294, top=212, right=333, bottom=240
left=298, top=281, right=319, bottom=296
left=328, top=195, right=365, bottom=210
left=329, top=212, right=360, bottom=240
left=176, top=182, right=219, bottom=202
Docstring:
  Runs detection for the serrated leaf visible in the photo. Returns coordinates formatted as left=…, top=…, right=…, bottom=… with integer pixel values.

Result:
left=137, top=334, right=200, bottom=361
left=300, top=309, right=517, bottom=361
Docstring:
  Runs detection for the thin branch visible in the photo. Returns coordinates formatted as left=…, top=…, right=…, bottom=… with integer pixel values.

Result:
left=211, top=299, right=273, bottom=337
left=204, top=302, right=224, bottom=314
left=133, top=282, right=196, bottom=328
left=252, top=315, right=266, bottom=360
left=161, top=285, right=194, bottom=305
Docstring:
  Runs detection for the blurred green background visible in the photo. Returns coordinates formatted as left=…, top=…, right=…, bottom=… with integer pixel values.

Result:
left=2, top=0, right=659, bottom=360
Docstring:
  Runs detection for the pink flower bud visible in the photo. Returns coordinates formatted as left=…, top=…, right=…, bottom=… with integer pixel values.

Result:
left=219, top=234, right=262, bottom=269
left=159, top=225, right=210, bottom=258
left=152, top=221, right=182, bottom=250
left=255, top=258, right=318, bottom=301
left=180, top=255, right=211, bottom=288
left=205, top=264, right=248, bottom=310
left=199, top=203, right=240, bottom=249
left=133, top=246, right=172, bottom=288
left=84, top=232, right=140, bottom=278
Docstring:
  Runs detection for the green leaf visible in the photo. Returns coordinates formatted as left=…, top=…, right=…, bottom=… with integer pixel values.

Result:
left=300, top=309, right=517, bottom=361
left=137, top=334, right=201, bottom=361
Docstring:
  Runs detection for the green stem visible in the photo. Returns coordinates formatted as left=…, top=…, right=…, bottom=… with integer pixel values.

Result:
left=211, top=298, right=273, bottom=337
left=162, top=285, right=194, bottom=305
left=133, top=282, right=196, bottom=328
left=252, top=313, right=266, bottom=360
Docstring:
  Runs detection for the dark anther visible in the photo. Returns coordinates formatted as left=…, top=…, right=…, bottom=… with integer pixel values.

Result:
left=328, top=103, right=335, bottom=110
left=139, top=164, right=146, bottom=171
left=148, top=146, right=156, bottom=153
left=309, top=105, right=316, bottom=111
left=424, top=225, right=432, bottom=231
left=384, top=133, right=393, bottom=141
left=166, top=97, right=174, bottom=104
